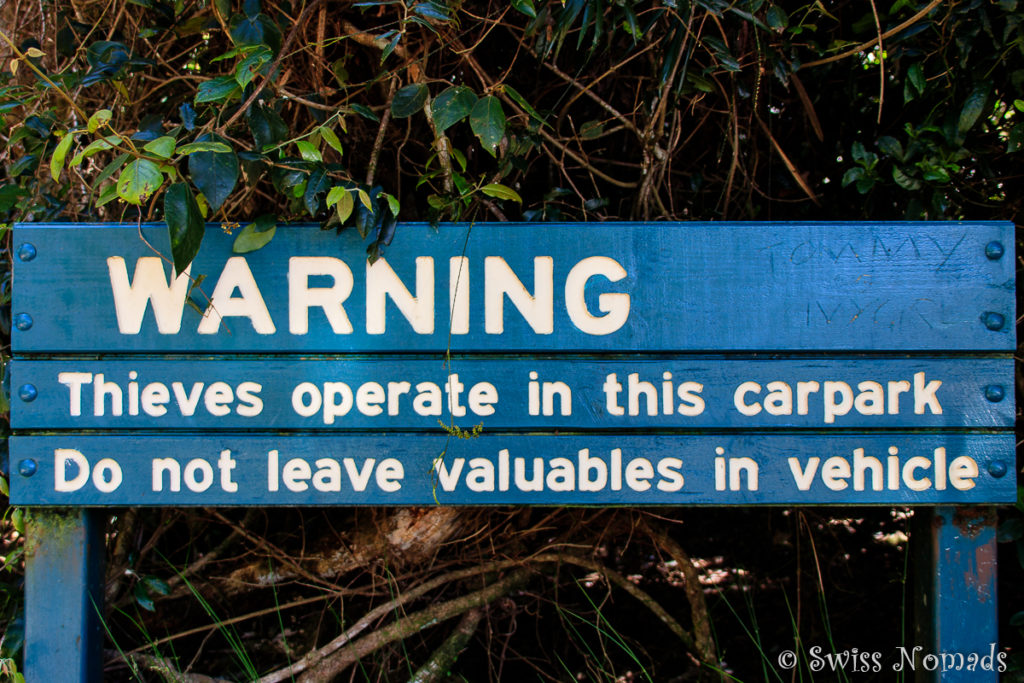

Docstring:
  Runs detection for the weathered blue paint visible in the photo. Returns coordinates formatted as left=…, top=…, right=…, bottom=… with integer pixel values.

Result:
left=10, top=357, right=1014, bottom=430
left=24, top=508, right=104, bottom=683
left=9, top=433, right=1015, bottom=506
left=12, top=222, right=1015, bottom=353
left=10, top=222, right=1014, bottom=676
left=912, top=507, right=1000, bottom=680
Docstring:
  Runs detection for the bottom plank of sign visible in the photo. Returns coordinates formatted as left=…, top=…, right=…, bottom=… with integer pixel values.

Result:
left=9, top=433, right=1015, bottom=506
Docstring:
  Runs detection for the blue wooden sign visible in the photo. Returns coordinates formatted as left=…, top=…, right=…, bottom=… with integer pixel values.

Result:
left=10, top=358, right=1014, bottom=430
left=9, top=433, right=1015, bottom=506
left=11, top=222, right=1015, bottom=353
left=8, top=221, right=1015, bottom=507
left=10, top=221, right=1014, bottom=683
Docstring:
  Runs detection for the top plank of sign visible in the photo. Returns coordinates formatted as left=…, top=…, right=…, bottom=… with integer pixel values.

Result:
left=11, top=222, right=1016, bottom=354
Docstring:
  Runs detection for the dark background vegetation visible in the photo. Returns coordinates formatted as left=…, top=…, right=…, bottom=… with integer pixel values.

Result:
left=0, top=0, right=1021, bottom=679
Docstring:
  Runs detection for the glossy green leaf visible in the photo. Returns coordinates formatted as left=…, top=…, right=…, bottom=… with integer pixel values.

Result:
left=907, top=63, right=925, bottom=94
left=247, top=103, right=289, bottom=150
left=143, top=135, right=176, bottom=159
left=511, top=0, right=536, bottom=18
left=381, top=32, right=401, bottom=62
left=503, top=85, right=543, bottom=123
left=326, top=185, right=347, bottom=208
left=841, top=167, right=863, bottom=187
left=579, top=120, right=604, bottom=139
left=235, top=45, right=272, bottom=87
left=958, top=87, right=988, bottom=135
left=349, top=103, right=380, bottom=122
left=96, top=183, right=119, bottom=207
left=134, top=583, right=156, bottom=612
left=50, top=132, right=75, bottom=181
left=188, top=134, right=238, bottom=211
left=164, top=181, right=204, bottom=273
left=766, top=5, right=788, bottom=29
left=470, top=95, right=505, bottom=156
left=319, top=125, right=343, bottom=155
left=357, top=188, right=373, bottom=211
left=391, top=83, right=429, bottom=118
left=892, top=166, right=922, bottom=191
left=70, top=135, right=121, bottom=166
left=117, top=159, right=163, bottom=204
left=87, top=109, right=112, bottom=133
left=481, top=182, right=521, bottom=203
left=335, top=187, right=354, bottom=222
left=92, top=153, right=129, bottom=189
left=295, top=140, right=322, bottom=162
left=9, top=154, right=38, bottom=178
left=382, top=191, right=400, bottom=216
left=303, top=167, right=330, bottom=216
left=233, top=213, right=277, bottom=253
left=176, top=141, right=233, bottom=155
left=141, top=576, right=172, bottom=596
left=195, top=76, right=240, bottom=104
left=432, top=86, right=477, bottom=131
left=411, top=1, right=450, bottom=22
left=230, top=12, right=282, bottom=53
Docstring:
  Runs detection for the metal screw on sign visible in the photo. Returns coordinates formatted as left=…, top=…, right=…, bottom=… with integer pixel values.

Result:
left=18, top=384, right=37, bottom=402
left=982, top=312, right=1005, bottom=331
left=17, top=243, right=36, bottom=261
left=985, top=241, right=1004, bottom=260
left=988, top=461, right=1008, bottom=478
left=984, top=385, right=1005, bottom=402
left=17, top=459, right=37, bottom=477
left=13, top=313, right=33, bottom=331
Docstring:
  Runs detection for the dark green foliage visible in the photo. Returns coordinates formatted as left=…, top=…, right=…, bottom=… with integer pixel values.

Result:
left=163, top=181, right=204, bottom=273
left=187, top=135, right=238, bottom=213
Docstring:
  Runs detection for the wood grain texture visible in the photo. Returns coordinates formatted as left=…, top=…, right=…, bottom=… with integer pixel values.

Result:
left=9, top=433, right=1015, bottom=506
left=12, top=221, right=1015, bottom=352
left=10, top=357, right=1014, bottom=430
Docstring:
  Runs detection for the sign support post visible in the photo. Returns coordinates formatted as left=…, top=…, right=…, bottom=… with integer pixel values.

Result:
left=9, top=221, right=1015, bottom=678
left=24, top=507, right=105, bottom=682
left=914, top=506, right=1000, bottom=682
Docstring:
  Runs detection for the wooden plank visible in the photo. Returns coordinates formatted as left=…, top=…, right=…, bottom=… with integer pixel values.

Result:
left=912, top=507, right=1002, bottom=680
left=9, top=433, right=1014, bottom=506
left=10, top=357, right=1014, bottom=430
left=24, top=508, right=104, bottom=683
left=12, top=222, right=1015, bottom=353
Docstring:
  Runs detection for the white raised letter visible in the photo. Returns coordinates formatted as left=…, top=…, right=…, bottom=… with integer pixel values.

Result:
left=564, top=256, right=630, bottom=335
left=288, top=257, right=354, bottom=334
left=198, top=257, right=275, bottom=334
left=55, top=449, right=90, bottom=492
left=484, top=256, right=553, bottom=334
left=366, top=257, right=435, bottom=334
left=107, top=257, right=190, bottom=334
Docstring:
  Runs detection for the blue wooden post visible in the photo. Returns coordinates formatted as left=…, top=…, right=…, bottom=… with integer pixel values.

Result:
left=24, top=508, right=105, bottom=682
left=913, top=506, right=1000, bottom=681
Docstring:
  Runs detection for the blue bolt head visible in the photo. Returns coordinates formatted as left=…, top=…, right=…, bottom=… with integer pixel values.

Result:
left=985, top=241, right=1005, bottom=260
left=984, top=385, right=1005, bottom=402
left=17, top=384, right=37, bottom=402
left=988, top=461, right=1008, bottom=479
left=17, top=458, right=37, bottom=477
left=982, top=312, right=1005, bottom=331
left=16, top=243, right=36, bottom=262
left=13, top=313, right=32, bottom=331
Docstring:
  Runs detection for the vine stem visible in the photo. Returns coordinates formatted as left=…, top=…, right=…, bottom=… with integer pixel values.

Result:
left=799, top=0, right=944, bottom=70
left=0, top=28, right=90, bottom=121
left=215, top=0, right=326, bottom=135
